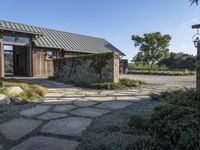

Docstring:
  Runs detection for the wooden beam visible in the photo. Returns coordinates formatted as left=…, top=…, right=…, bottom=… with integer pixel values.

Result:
left=192, top=24, right=200, bottom=29
left=0, top=40, right=4, bottom=77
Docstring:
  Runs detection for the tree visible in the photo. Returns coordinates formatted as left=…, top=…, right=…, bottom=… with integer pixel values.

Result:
left=158, top=52, right=196, bottom=70
left=132, top=32, right=171, bottom=70
left=190, top=0, right=198, bottom=5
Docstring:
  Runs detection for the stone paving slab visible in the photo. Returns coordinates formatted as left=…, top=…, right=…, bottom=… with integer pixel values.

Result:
left=135, top=95, right=151, bottom=100
left=10, top=136, right=78, bottom=150
left=53, top=105, right=76, bottom=113
left=84, top=96, right=115, bottom=101
left=116, top=96, right=141, bottom=101
left=37, top=113, right=68, bottom=120
left=70, top=108, right=110, bottom=118
left=0, top=118, right=42, bottom=140
left=40, top=117, right=92, bottom=136
left=96, top=101, right=133, bottom=110
left=20, top=105, right=51, bottom=117
left=73, top=101, right=97, bottom=107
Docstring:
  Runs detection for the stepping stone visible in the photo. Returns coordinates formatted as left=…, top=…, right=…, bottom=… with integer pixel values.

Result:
left=84, top=96, right=115, bottom=101
left=70, top=108, right=110, bottom=117
left=96, top=101, right=133, bottom=110
left=20, top=105, right=51, bottom=117
left=116, top=96, right=141, bottom=101
left=46, top=93, right=64, bottom=97
left=73, top=101, right=97, bottom=107
left=53, top=105, right=76, bottom=113
left=10, top=136, right=78, bottom=150
left=37, top=113, right=68, bottom=120
left=43, top=99, right=72, bottom=105
left=0, top=118, right=42, bottom=140
left=136, top=95, right=151, bottom=99
left=40, top=117, right=92, bottom=136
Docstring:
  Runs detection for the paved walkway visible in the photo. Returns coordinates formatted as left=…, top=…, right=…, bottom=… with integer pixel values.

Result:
left=0, top=79, right=184, bottom=150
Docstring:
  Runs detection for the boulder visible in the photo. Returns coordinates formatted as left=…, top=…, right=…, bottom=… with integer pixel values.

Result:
left=0, top=94, right=10, bottom=105
left=6, top=86, right=24, bottom=96
left=13, top=97, right=23, bottom=104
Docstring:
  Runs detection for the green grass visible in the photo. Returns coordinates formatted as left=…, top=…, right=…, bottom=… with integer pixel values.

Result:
left=128, top=89, right=200, bottom=150
left=0, top=78, right=48, bottom=102
left=128, top=70, right=196, bottom=76
left=73, top=78, right=145, bottom=90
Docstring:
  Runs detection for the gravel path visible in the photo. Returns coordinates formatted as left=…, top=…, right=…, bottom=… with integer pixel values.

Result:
left=120, top=74, right=195, bottom=88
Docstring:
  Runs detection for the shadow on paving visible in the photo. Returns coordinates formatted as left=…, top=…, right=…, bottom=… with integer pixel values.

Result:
left=0, top=98, right=164, bottom=150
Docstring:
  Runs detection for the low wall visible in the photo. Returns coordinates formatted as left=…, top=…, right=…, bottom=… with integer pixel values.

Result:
left=53, top=52, right=119, bottom=83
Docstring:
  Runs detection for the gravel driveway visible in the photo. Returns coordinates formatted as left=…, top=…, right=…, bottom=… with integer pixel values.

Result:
left=120, top=74, right=196, bottom=88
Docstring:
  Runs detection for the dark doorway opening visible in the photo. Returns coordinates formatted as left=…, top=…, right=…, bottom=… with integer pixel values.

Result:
left=4, top=45, right=30, bottom=76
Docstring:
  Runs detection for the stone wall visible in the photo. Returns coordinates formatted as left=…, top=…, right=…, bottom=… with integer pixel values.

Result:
left=53, top=52, right=120, bottom=83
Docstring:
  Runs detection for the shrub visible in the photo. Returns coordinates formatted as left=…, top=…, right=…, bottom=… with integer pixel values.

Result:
left=0, top=78, right=48, bottom=101
left=73, top=78, right=145, bottom=90
left=128, top=89, right=200, bottom=150
left=128, top=115, right=148, bottom=130
left=0, top=81, right=3, bottom=88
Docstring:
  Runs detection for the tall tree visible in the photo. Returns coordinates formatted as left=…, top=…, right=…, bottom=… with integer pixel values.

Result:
left=190, top=0, right=198, bottom=5
left=132, top=32, right=171, bottom=70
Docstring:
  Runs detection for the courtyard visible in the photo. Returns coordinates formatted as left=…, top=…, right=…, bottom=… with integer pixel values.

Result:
left=0, top=74, right=194, bottom=150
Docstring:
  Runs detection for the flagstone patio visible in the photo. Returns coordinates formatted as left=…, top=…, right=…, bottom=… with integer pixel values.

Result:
left=0, top=78, right=185, bottom=150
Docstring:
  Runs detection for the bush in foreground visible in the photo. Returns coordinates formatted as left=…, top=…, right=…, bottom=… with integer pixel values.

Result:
left=73, top=78, right=145, bottom=90
left=0, top=78, right=47, bottom=102
left=128, top=89, right=200, bottom=150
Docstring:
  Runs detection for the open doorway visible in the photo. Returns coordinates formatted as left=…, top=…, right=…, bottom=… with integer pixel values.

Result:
left=4, top=45, right=30, bottom=76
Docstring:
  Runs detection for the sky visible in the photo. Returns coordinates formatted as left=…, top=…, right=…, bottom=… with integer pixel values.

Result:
left=0, top=0, right=200, bottom=61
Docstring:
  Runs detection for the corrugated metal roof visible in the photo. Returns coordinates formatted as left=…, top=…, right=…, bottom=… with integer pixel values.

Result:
left=0, top=20, right=125, bottom=56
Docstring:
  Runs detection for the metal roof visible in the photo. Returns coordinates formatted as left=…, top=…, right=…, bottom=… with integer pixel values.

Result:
left=0, top=20, right=125, bottom=56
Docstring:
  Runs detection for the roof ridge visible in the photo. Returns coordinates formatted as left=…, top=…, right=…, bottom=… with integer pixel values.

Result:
left=0, top=19, right=105, bottom=41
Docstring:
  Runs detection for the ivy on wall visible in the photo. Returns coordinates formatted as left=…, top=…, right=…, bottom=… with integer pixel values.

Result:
left=53, top=52, right=119, bottom=81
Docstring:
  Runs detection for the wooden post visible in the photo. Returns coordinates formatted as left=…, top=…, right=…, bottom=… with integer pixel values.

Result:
left=197, top=42, right=200, bottom=91
left=0, top=40, right=4, bottom=77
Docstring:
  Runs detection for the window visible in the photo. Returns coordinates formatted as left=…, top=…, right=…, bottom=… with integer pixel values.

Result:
left=4, top=45, right=13, bottom=51
left=17, top=37, right=30, bottom=44
left=46, top=51, right=53, bottom=60
left=3, top=35, right=15, bottom=42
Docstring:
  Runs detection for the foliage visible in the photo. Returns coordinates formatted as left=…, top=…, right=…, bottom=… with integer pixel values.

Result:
left=128, top=63, right=168, bottom=70
left=128, top=70, right=195, bottom=76
left=128, top=115, right=148, bottom=130
left=158, top=52, right=196, bottom=70
left=0, top=81, right=3, bottom=88
left=190, top=0, right=198, bottom=5
left=128, top=89, right=200, bottom=150
left=73, top=78, right=145, bottom=90
left=0, top=78, right=47, bottom=101
left=132, top=32, right=171, bottom=70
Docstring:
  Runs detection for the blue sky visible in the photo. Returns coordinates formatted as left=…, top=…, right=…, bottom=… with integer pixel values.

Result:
left=0, top=0, right=199, bottom=61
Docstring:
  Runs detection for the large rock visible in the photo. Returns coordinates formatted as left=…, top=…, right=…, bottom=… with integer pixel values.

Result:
left=0, top=94, right=10, bottom=105
left=10, top=136, right=78, bottom=150
left=13, top=97, right=23, bottom=104
left=6, top=86, right=24, bottom=96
